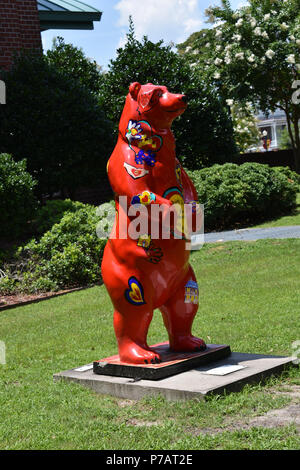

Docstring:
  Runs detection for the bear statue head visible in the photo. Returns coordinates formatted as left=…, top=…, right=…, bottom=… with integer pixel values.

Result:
left=119, top=82, right=188, bottom=133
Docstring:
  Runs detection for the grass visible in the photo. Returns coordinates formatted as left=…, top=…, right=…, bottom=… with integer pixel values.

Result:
left=253, top=193, right=300, bottom=229
left=0, top=239, right=299, bottom=450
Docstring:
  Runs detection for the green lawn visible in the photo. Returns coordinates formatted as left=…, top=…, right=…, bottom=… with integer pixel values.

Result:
left=0, top=239, right=299, bottom=450
left=254, top=193, right=300, bottom=229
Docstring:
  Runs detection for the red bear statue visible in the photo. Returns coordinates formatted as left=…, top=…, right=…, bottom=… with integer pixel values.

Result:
left=101, top=82, right=206, bottom=364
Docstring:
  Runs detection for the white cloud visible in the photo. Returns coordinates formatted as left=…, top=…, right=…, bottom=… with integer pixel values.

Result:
left=114, top=0, right=203, bottom=46
left=117, top=30, right=128, bottom=49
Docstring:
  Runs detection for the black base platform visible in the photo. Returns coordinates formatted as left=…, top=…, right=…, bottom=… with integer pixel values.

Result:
left=93, top=343, right=231, bottom=380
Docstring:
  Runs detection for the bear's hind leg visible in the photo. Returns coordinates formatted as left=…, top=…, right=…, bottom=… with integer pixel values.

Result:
left=114, top=308, right=161, bottom=364
left=102, top=244, right=161, bottom=364
left=159, top=266, right=206, bottom=352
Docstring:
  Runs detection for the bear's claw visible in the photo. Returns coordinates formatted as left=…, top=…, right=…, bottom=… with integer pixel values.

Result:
left=119, top=342, right=162, bottom=365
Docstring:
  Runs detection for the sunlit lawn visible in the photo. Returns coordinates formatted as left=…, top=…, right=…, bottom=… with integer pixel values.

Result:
left=0, top=239, right=299, bottom=450
left=253, top=193, right=300, bottom=229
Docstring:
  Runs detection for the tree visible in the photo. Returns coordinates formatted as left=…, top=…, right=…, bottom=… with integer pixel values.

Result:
left=0, top=154, right=37, bottom=239
left=46, top=37, right=103, bottom=94
left=228, top=101, right=261, bottom=152
left=100, top=18, right=238, bottom=169
left=0, top=52, right=114, bottom=198
left=278, top=127, right=293, bottom=150
left=182, top=0, right=300, bottom=171
left=177, top=28, right=216, bottom=68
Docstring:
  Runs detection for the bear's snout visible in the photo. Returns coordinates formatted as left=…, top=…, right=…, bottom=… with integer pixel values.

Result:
left=163, top=93, right=188, bottom=114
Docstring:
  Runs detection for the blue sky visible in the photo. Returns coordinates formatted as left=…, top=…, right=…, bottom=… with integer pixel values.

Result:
left=41, top=0, right=247, bottom=71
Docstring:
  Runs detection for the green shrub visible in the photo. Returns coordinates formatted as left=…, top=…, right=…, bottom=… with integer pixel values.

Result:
left=46, top=37, right=103, bottom=95
left=33, top=199, right=87, bottom=235
left=22, top=275, right=58, bottom=294
left=9, top=201, right=114, bottom=293
left=43, top=243, right=100, bottom=287
left=189, top=163, right=298, bottom=230
left=0, top=153, right=37, bottom=239
left=273, top=166, right=300, bottom=190
left=0, top=275, right=18, bottom=295
left=0, top=199, right=116, bottom=295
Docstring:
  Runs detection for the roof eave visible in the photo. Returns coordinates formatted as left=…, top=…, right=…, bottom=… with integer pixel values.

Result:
left=39, top=10, right=102, bottom=31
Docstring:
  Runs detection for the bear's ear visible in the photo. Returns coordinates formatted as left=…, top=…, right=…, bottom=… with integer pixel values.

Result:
left=129, top=82, right=141, bottom=101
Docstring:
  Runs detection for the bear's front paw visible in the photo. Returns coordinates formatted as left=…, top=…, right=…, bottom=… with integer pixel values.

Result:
left=119, top=342, right=162, bottom=365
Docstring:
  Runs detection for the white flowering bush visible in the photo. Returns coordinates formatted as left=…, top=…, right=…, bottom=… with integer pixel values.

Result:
left=180, top=0, right=300, bottom=172
left=227, top=102, right=261, bottom=152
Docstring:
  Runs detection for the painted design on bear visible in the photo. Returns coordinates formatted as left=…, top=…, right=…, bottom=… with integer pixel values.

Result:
left=125, top=277, right=146, bottom=306
left=126, top=120, right=143, bottom=143
left=124, top=162, right=149, bottom=179
left=163, top=187, right=184, bottom=200
left=137, top=234, right=151, bottom=249
left=131, top=191, right=156, bottom=206
left=137, top=235, right=163, bottom=264
left=135, top=149, right=156, bottom=167
left=145, top=241, right=163, bottom=264
left=184, top=280, right=199, bottom=305
left=190, top=200, right=201, bottom=215
left=175, top=163, right=183, bottom=188
left=163, top=187, right=186, bottom=237
left=125, top=119, right=163, bottom=167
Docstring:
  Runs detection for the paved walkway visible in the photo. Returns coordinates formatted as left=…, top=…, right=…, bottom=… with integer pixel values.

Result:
left=204, top=225, right=300, bottom=244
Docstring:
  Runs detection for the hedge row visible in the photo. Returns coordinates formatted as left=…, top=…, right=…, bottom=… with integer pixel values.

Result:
left=189, top=163, right=299, bottom=230
left=0, top=162, right=299, bottom=295
left=0, top=201, right=111, bottom=294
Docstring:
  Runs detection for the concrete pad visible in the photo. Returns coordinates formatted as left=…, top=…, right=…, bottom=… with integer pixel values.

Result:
left=53, top=352, right=296, bottom=401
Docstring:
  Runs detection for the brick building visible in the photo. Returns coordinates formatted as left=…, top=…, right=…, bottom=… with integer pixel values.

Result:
left=0, top=0, right=41, bottom=70
left=0, top=0, right=102, bottom=70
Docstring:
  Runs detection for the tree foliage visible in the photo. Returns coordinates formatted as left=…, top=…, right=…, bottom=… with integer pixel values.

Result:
left=228, top=101, right=261, bottom=152
left=181, top=0, right=300, bottom=171
left=46, top=36, right=103, bottom=94
left=0, top=154, right=37, bottom=239
left=0, top=52, right=114, bottom=198
left=100, top=19, right=238, bottom=169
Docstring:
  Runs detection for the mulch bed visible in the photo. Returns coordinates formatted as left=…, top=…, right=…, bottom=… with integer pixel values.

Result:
left=0, top=286, right=92, bottom=311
